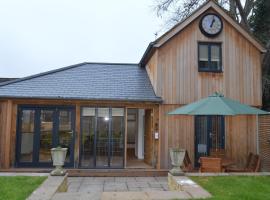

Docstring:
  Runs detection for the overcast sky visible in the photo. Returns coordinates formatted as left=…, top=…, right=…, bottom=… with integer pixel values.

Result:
left=0, top=0, right=163, bottom=78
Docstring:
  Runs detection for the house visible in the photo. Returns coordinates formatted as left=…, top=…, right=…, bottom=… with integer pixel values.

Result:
left=0, top=0, right=269, bottom=172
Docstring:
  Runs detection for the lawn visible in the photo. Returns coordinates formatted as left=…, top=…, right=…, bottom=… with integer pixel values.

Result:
left=190, top=176, right=270, bottom=200
left=0, top=176, right=47, bottom=200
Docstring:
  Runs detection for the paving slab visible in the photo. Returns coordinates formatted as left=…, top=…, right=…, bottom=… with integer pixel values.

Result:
left=101, top=191, right=191, bottom=200
left=52, top=192, right=101, bottom=200
left=0, top=172, right=48, bottom=176
left=27, top=174, right=67, bottom=200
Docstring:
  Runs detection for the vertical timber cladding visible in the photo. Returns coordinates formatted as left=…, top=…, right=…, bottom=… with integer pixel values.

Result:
left=143, top=105, right=160, bottom=169
left=225, top=115, right=257, bottom=167
left=159, top=104, right=194, bottom=169
left=259, top=115, right=270, bottom=171
left=147, top=10, right=262, bottom=106
left=0, top=100, right=13, bottom=169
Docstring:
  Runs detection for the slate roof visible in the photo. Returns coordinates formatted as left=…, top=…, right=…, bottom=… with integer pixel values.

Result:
left=0, top=78, right=17, bottom=83
left=0, top=62, right=162, bottom=102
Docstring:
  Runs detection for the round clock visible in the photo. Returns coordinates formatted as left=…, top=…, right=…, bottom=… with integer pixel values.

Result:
left=199, top=13, right=223, bottom=37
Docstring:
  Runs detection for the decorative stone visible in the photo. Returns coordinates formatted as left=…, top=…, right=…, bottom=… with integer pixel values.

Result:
left=169, top=148, right=185, bottom=176
left=50, top=147, right=67, bottom=176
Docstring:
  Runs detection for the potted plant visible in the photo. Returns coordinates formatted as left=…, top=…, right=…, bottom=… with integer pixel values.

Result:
left=169, top=148, right=185, bottom=176
left=50, top=146, right=68, bottom=176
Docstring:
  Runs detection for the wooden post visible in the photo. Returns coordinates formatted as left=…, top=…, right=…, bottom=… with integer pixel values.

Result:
left=0, top=100, right=13, bottom=169
left=75, top=104, right=81, bottom=168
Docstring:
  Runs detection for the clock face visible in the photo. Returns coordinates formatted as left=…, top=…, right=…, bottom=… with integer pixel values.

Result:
left=199, top=13, right=223, bottom=37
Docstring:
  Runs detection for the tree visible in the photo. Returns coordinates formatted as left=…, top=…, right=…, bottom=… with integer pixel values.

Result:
left=154, top=0, right=270, bottom=109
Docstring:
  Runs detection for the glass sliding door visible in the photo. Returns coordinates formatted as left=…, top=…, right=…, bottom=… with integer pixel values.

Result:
left=96, top=108, right=110, bottom=168
left=18, top=109, right=35, bottom=163
left=80, top=107, right=125, bottom=168
left=80, top=108, right=95, bottom=168
left=39, top=109, right=54, bottom=162
left=110, top=108, right=124, bottom=167
left=58, top=109, right=75, bottom=163
left=16, top=106, right=75, bottom=167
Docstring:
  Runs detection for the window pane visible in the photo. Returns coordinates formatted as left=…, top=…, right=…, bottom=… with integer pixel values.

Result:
left=210, top=45, right=221, bottom=70
left=81, top=107, right=95, bottom=168
left=96, top=108, right=109, bottom=167
left=39, top=110, right=53, bottom=162
left=20, top=110, right=35, bottom=162
left=199, top=44, right=209, bottom=70
left=59, top=110, right=72, bottom=162
left=82, top=107, right=95, bottom=117
left=112, top=108, right=124, bottom=117
left=111, top=108, right=124, bottom=167
left=199, top=44, right=208, bottom=61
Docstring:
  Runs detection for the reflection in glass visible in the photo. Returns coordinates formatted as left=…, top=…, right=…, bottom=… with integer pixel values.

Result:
left=20, top=110, right=35, bottom=162
left=39, top=110, right=53, bottom=162
left=96, top=108, right=109, bottom=167
left=81, top=108, right=95, bottom=167
left=199, top=44, right=208, bottom=69
left=110, top=108, right=124, bottom=167
left=59, top=110, right=73, bottom=162
left=210, top=45, right=221, bottom=70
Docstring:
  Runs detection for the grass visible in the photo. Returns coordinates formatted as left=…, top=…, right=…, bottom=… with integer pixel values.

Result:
left=190, top=176, right=270, bottom=200
left=0, top=176, right=47, bottom=200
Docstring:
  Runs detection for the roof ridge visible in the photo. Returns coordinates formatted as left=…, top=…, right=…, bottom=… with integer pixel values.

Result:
left=0, top=62, right=139, bottom=87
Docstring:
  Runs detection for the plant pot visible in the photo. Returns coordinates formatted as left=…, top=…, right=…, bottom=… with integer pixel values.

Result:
left=169, top=148, right=185, bottom=176
left=50, top=147, right=68, bottom=176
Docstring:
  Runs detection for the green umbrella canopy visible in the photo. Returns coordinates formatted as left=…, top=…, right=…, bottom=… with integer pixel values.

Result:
left=168, top=92, right=269, bottom=116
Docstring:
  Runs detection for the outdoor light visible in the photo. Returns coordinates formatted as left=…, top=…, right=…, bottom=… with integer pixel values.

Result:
left=104, top=116, right=109, bottom=121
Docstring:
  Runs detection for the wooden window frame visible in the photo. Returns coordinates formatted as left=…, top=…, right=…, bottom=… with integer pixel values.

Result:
left=198, top=42, right=222, bottom=73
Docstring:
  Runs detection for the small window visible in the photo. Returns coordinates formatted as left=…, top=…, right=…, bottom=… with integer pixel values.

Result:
left=198, top=43, right=222, bottom=72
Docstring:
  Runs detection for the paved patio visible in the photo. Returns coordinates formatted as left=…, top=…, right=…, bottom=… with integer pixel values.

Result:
left=67, top=176, right=169, bottom=192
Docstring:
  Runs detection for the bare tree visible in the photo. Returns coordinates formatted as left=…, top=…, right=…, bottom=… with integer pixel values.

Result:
left=154, top=0, right=254, bottom=30
left=154, top=0, right=270, bottom=109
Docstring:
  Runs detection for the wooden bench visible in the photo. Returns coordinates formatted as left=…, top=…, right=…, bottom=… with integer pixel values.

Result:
left=226, top=153, right=261, bottom=172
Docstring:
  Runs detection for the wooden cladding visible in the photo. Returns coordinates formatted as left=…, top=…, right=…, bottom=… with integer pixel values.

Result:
left=146, top=9, right=262, bottom=106
left=258, top=115, right=270, bottom=171
left=159, top=105, right=194, bottom=169
left=225, top=115, right=257, bottom=168
left=159, top=104, right=258, bottom=169
left=0, top=100, right=15, bottom=169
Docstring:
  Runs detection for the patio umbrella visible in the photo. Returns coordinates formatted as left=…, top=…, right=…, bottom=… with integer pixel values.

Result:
left=168, top=92, right=269, bottom=116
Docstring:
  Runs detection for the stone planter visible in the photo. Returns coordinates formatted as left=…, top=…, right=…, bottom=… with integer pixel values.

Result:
left=169, top=148, right=185, bottom=176
left=50, top=147, right=68, bottom=176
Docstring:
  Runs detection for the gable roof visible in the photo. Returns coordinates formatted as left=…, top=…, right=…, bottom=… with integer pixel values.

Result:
left=140, top=0, right=266, bottom=66
left=0, top=62, right=162, bottom=102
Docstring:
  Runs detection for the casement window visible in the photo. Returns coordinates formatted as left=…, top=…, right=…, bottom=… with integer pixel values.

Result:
left=198, top=43, right=222, bottom=72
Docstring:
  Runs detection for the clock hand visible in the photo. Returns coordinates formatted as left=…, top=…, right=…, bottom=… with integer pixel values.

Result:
left=210, top=18, right=215, bottom=28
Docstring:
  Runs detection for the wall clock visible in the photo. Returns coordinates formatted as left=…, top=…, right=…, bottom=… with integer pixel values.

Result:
left=199, top=13, right=223, bottom=37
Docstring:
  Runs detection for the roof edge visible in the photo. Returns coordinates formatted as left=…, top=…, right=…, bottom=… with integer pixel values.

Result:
left=0, top=96, right=163, bottom=103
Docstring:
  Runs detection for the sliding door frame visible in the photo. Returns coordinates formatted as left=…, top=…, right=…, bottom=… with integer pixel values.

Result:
left=79, top=106, right=125, bottom=169
left=15, top=105, right=75, bottom=168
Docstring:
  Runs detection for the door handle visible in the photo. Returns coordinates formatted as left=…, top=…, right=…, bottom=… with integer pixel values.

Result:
left=68, top=130, right=74, bottom=137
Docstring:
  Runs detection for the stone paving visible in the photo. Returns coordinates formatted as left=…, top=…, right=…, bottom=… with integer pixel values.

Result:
left=67, top=176, right=169, bottom=193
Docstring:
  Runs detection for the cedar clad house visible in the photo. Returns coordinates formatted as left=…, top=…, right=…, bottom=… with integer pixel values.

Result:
left=0, top=1, right=269, bottom=172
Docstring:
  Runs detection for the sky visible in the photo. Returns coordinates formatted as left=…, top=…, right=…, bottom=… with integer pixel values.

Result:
left=0, top=0, right=163, bottom=78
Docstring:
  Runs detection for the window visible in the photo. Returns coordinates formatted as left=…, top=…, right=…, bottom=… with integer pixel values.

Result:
left=198, top=43, right=222, bottom=72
